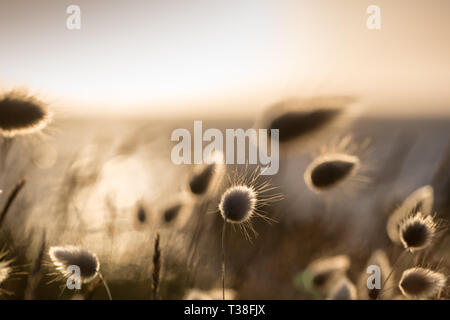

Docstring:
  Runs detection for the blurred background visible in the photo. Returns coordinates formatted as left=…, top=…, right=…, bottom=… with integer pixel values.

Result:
left=0, top=0, right=449, bottom=299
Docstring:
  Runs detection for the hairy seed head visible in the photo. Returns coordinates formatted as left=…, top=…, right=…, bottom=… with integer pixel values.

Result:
left=399, top=213, right=436, bottom=252
left=49, top=246, right=100, bottom=283
left=399, top=268, right=446, bottom=299
left=0, top=91, right=51, bottom=137
left=387, top=185, right=434, bottom=243
left=304, top=154, right=360, bottom=192
left=189, top=163, right=215, bottom=195
left=219, top=185, right=257, bottom=223
left=188, top=152, right=225, bottom=196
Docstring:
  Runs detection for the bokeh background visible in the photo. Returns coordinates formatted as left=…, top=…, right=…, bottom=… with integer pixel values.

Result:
left=0, top=0, right=449, bottom=299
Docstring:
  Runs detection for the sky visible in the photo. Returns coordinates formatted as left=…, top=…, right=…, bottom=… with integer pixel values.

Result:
left=1, top=0, right=449, bottom=117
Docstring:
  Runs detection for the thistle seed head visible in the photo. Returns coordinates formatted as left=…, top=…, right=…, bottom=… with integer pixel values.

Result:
left=188, top=151, right=225, bottom=196
left=256, top=96, right=355, bottom=143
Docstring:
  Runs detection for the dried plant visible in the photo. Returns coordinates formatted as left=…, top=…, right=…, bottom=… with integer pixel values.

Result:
left=399, top=213, right=437, bottom=252
left=0, top=91, right=51, bottom=137
left=24, top=232, right=47, bottom=300
left=304, top=153, right=360, bottom=192
left=48, top=245, right=112, bottom=300
left=387, top=185, right=434, bottom=243
left=188, top=151, right=225, bottom=196
left=0, top=178, right=26, bottom=229
left=399, top=267, right=447, bottom=299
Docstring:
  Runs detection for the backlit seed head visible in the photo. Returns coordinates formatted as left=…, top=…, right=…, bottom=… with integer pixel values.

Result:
left=399, top=213, right=436, bottom=252
left=304, top=255, right=351, bottom=293
left=399, top=267, right=446, bottom=299
left=219, top=185, right=257, bottom=224
left=189, top=163, right=215, bottom=195
left=0, top=91, right=51, bottom=137
left=256, top=96, right=356, bottom=143
left=304, top=153, right=360, bottom=192
left=188, top=151, right=225, bottom=196
left=387, top=185, right=434, bottom=243
left=49, top=246, right=100, bottom=283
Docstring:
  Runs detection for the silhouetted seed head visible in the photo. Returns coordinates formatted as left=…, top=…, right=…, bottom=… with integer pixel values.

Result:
left=387, top=185, right=434, bottom=243
left=163, top=203, right=183, bottom=223
left=327, top=277, right=357, bottom=300
left=399, top=213, right=436, bottom=252
left=257, top=96, right=355, bottom=143
left=219, top=185, right=257, bottom=223
left=0, top=91, right=51, bottom=137
left=269, top=109, right=341, bottom=142
left=189, top=163, right=215, bottom=195
left=188, top=152, right=225, bottom=196
left=49, top=246, right=100, bottom=283
left=304, top=154, right=360, bottom=192
left=305, top=255, right=350, bottom=291
left=399, top=268, right=446, bottom=299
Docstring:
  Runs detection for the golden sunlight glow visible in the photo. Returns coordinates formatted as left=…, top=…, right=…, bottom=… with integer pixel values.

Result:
left=1, top=0, right=449, bottom=116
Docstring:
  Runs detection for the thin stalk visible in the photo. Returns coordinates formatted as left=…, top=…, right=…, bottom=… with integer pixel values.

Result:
left=98, top=272, right=112, bottom=300
left=378, top=250, right=406, bottom=299
left=221, top=218, right=227, bottom=300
